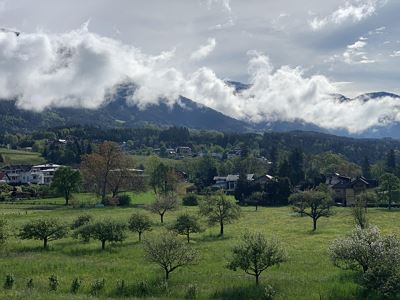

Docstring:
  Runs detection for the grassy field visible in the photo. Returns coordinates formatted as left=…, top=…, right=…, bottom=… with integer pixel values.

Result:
left=0, top=148, right=45, bottom=167
left=0, top=193, right=398, bottom=299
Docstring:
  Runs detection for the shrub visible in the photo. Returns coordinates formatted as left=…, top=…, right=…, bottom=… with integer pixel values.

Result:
left=71, top=214, right=93, bottom=229
left=137, top=280, right=149, bottom=296
left=102, top=196, right=119, bottom=207
left=185, top=284, right=198, bottom=299
left=26, top=278, right=34, bottom=289
left=116, top=279, right=126, bottom=295
left=264, top=285, right=276, bottom=299
left=117, top=194, right=131, bottom=206
left=183, top=194, right=198, bottom=206
left=49, top=274, right=59, bottom=291
left=4, top=274, right=14, bottom=290
left=90, top=279, right=105, bottom=296
left=70, top=277, right=81, bottom=294
left=329, top=226, right=400, bottom=297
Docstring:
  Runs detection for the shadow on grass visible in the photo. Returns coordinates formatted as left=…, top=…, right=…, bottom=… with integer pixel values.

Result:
left=212, top=285, right=270, bottom=300
left=14, top=245, right=49, bottom=254
left=198, top=234, right=230, bottom=243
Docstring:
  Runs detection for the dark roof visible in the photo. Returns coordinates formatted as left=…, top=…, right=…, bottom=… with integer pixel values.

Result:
left=333, top=177, right=373, bottom=189
left=2, top=165, right=32, bottom=172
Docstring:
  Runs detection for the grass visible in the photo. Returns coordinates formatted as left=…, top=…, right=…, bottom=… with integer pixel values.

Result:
left=0, top=193, right=398, bottom=299
left=0, top=148, right=45, bottom=167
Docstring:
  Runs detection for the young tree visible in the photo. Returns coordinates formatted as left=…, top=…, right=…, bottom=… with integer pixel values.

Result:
left=199, top=191, right=241, bottom=236
left=18, top=219, right=68, bottom=249
left=171, top=213, right=202, bottom=243
left=80, top=141, right=128, bottom=202
left=289, top=189, right=333, bottom=231
left=227, top=232, right=287, bottom=285
left=352, top=195, right=368, bottom=229
left=51, top=167, right=81, bottom=206
left=71, top=214, right=93, bottom=229
left=149, top=192, right=179, bottom=223
left=128, top=213, right=152, bottom=242
left=246, top=192, right=265, bottom=211
left=74, top=219, right=126, bottom=250
left=143, top=232, right=198, bottom=280
left=379, top=173, right=400, bottom=210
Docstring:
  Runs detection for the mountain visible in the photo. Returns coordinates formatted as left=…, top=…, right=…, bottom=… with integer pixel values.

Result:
left=0, top=92, right=250, bottom=133
left=1, top=82, right=400, bottom=138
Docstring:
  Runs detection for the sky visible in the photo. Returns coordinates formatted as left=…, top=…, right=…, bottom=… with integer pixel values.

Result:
left=1, top=0, right=400, bottom=133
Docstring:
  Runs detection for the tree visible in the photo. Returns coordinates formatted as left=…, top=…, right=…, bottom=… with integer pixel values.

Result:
left=74, top=219, right=126, bottom=250
left=246, top=192, right=265, bottom=211
left=199, top=191, right=241, bottom=236
left=227, top=232, right=287, bottom=285
left=171, top=213, right=202, bottom=243
left=288, top=148, right=305, bottom=186
left=385, top=149, right=396, bottom=174
left=80, top=141, right=128, bottom=202
left=143, top=232, right=198, bottom=280
left=352, top=196, right=368, bottom=229
left=18, top=219, right=68, bottom=249
left=149, top=163, right=178, bottom=196
left=289, top=189, right=333, bottom=231
left=329, top=226, right=400, bottom=297
left=361, top=156, right=372, bottom=179
left=128, top=213, right=152, bottom=242
left=379, top=173, right=400, bottom=210
left=269, top=146, right=278, bottom=176
left=51, top=167, right=81, bottom=206
left=149, top=192, right=179, bottom=223
left=193, top=156, right=218, bottom=191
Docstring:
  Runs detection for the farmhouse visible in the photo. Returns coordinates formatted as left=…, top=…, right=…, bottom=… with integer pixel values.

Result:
left=326, top=173, right=378, bottom=206
left=213, top=174, right=255, bottom=193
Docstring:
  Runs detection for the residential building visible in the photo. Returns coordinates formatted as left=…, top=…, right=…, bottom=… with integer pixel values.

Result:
left=212, top=174, right=255, bottom=193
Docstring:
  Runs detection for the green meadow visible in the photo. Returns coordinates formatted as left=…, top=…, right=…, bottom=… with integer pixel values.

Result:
left=0, top=148, right=45, bottom=167
left=0, top=192, right=398, bottom=299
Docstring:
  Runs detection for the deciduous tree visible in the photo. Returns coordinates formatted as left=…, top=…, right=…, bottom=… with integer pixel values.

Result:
left=227, top=232, right=287, bottom=285
left=171, top=213, right=201, bottom=243
left=51, top=167, right=81, bottom=206
left=149, top=192, right=179, bottom=223
left=18, top=219, right=68, bottom=249
left=379, top=173, right=400, bottom=210
left=143, top=232, right=198, bottom=280
left=128, top=213, right=152, bottom=241
left=199, top=191, right=241, bottom=236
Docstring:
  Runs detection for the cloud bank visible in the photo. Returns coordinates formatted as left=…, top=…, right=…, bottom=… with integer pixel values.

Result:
left=1, top=27, right=400, bottom=134
left=310, top=0, right=388, bottom=30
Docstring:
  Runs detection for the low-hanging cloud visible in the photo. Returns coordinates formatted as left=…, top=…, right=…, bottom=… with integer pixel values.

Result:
left=190, top=38, right=216, bottom=61
left=1, top=26, right=400, bottom=134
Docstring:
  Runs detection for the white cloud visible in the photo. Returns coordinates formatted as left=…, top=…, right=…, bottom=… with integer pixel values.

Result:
left=206, top=0, right=231, bottom=13
left=390, top=50, right=400, bottom=57
left=1, top=27, right=400, bottom=134
left=343, top=38, right=375, bottom=64
left=190, top=38, right=216, bottom=61
left=310, top=0, right=388, bottom=30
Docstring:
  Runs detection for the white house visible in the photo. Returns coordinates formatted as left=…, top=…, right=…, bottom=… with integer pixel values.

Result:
left=2, top=163, right=62, bottom=185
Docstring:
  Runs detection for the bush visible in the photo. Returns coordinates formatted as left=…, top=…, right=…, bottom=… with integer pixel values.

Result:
left=183, top=194, right=198, bottom=206
left=49, top=274, right=59, bottom=291
left=71, top=214, right=92, bottom=229
left=102, top=196, right=119, bottom=207
left=185, top=284, right=198, bottom=299
left=117, top=194, right=131, bottom=206
left=90, top=279, right=105, bottom=296
left=136, top=280, right=149, bottom=297
left=26, top=278, right=34, bottom=289
left=264, top=285, right=276, bottom=299
left=4, top=274, right=14, bottom=290
left=70, top=277, right=81, bottom=294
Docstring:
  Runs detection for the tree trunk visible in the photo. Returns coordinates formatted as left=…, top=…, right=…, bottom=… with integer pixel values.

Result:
left=101, top=240, right=106, bottom=250
left=165, top=269, right=169, bottom=281
left=43, top=238, right=48, bottom=249
left=65, top=193, right=69, bottom=206
left=160, top=213, right=164, bottom=224
left=187, top=233, right=190, bottom=243
left=312, top=218, right=317, bottom=231
left=255, top=273, right=259, bottom=286
left=138, top=232, right=142, bottom=242
left=220, top=220, right=224, bottom=236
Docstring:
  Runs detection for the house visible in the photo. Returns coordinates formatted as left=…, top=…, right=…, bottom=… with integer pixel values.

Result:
left=0, top=172, right=9, bottom=184
left=326, top=173, right=378, bottom=206
left=254, top=174, right=276, bottom=188
left=2, top=163, right=62, bottom=185
left=212, top=174, right=254, bottom=193
left=176, top=146, right=192, bottom=157
left=2, top=165, right=32, bottom=184
left=227, top=149, right=242, bottom=159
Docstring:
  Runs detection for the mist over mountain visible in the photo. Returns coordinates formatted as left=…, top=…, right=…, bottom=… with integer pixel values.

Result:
left=1, top=81, right=400, bottom=139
